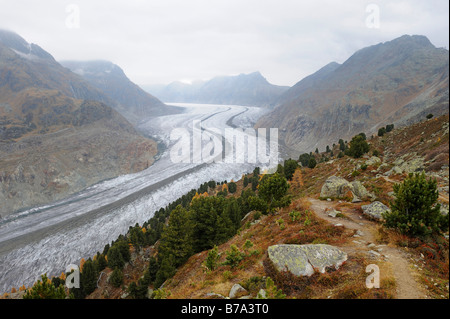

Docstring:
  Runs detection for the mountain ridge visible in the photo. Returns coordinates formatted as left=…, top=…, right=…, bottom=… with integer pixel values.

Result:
left=256, top=34, right=449, bottom=157
left=0, top=30, right=158, bottom=217
left=145, top=72, right=289, bottom=107
left=60, top=60, right=182, bottom=124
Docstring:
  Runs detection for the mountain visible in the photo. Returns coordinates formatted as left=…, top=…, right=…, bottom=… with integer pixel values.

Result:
left=60, top=60, right=181, bottom=124
left=256, top=35, right=449, bottom=157
left=8, top=114, right=446, bottom=300
left=145, top=72, right=289, bottom=107
left=0, top=30, right=158, bottom=216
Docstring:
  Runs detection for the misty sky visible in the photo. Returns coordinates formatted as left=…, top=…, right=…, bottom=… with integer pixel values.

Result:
left=0, top=0, right=448, bottom=87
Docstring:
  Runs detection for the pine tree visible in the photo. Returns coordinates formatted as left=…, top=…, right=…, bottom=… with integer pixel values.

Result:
left=347, top=134, right=369, bottom=158
left=80, top=258, right=97, bottom=296
left=23, top=274, right=66, bottom=299
left=299, top=153, right=310, bottom=167
left=223, top=244, right=244, bottom=269
left=383, top=172, right=448, bottom=237
left=109, top=268, right=123, bottom=288
left=243, top=176, right=249, bottom=188
left=257, top=173, right=290, bottom=213
left=158, top=205, right=193, bottom=267
left=283, top=159, right=299, bottom=181
left=203, top=246, right=220, bottom=271
left=308, top=157, right=317, bottom=169
left=154, top=256, right=176, bottom=288
left=228, top=182, right=237, bottom=194
left=191, top=197, right=220, bottom=252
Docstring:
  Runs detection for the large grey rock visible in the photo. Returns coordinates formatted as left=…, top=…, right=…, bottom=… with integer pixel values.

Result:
left=320, top=176, right=373, bottom=201
left=351, top=181, right=373, bottom=199
left=361, top=201, right=391, bottom=221
left=268, top=244, right=347, bottom=277
left=365, top=156, right=381, bottom=166
left=229, top=284, right=248, bottom=299
left=320, top=176, right=351, bottom=198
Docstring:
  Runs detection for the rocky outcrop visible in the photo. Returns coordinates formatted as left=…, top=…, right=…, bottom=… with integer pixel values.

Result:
left=365, top=156, right=381, bottom=166
left=267, top=244, right=347, bottom=277
left=320, top=176, right=373, bottom=201
left=384, top=154, right=425, bottom=176
left=361, top=201, right=391, bottom=221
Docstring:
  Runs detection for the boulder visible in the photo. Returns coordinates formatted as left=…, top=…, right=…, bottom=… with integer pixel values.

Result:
left=206, top=292, right=226, bottom=299
left=320, top=176, right=373, bottom=201
left=365, top=156, right=381, bottom=166
left=350, top=181, right=372, bottom=199
left=320, top=176, right=350, bottom=199
left=229, top=284, right=248, bottom=299
left=361, top=201, right=391, bottom=221
left=267, top=244, right=347, bottom=277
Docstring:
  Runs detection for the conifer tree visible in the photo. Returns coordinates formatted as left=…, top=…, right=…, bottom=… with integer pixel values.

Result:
left=23, top=274, right=66, bottom=299
left=283, top=159, right=299, bottom=180
left=154, top=256, right=176, bottom=288
left=80, top=258, right=97, bottom=296
left=109, top=268, right=123, bottom=288
left=383, top=172, right=448, bottom=237
left=158, top=205, right=193, bottom=267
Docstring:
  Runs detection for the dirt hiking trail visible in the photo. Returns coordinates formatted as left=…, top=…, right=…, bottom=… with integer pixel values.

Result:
left=308, top=198, right=427, bottom=299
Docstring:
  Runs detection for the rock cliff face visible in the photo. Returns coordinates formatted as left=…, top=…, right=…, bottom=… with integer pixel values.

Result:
left=257, top=35, right=449, bottom=157
left=0, top=30, right=158, bottom=217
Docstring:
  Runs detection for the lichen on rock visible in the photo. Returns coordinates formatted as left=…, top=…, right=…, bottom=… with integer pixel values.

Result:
left=267, top=244, right=348, bottom=277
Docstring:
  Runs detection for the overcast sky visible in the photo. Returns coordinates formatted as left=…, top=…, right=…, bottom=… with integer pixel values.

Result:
left=0, top=0, right=448, bottom=86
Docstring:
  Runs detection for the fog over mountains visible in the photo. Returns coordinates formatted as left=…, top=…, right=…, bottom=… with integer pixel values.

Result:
left=144, top=71, right=289, bottom=107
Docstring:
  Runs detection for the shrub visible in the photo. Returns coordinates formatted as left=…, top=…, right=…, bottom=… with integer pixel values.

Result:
left=222, top=244, right=245, bottom=269
left=151, top=288, right=171, bottom=299
left=276, top=218, right=286, bottom=230
left=257, top=277, right=286, bottom=299
left=289, top=210, right=301, bottom=222
left=383, top=172, right=448, bottom=238
left=203, top=246, right=220, bottom=271
left=351, top=170, right=361, bottom=177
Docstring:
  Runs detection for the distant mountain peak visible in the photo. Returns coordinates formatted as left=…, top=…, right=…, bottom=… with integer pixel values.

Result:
left=0, top=29, right=55, bottom=61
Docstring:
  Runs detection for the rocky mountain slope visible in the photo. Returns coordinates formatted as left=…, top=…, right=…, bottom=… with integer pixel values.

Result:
left=145, top=72, right=289, bottom=107
left=0, top=30, right=158, bottom=217
left=60, top=60, right=181, bottom=124
left=2, top=111, right=448, bottom=300
left=257, top=35, right=449, bottom=157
